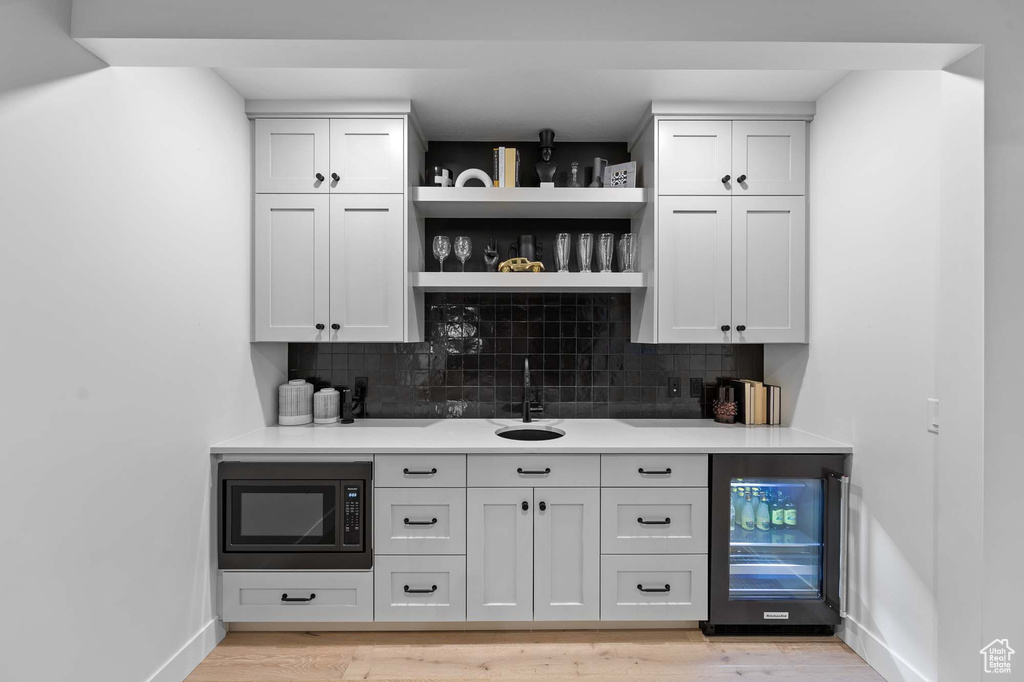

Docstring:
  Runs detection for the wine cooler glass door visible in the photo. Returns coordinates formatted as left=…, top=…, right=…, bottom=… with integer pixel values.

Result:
left=728, top=477, right=824, bottom=601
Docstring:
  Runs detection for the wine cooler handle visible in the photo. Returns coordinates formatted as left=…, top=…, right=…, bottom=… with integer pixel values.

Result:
left=830, top=471, right=851, bottom=618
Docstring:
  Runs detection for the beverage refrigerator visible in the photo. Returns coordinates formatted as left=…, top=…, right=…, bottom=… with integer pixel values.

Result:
left=701, top=454, right=850, bottom=635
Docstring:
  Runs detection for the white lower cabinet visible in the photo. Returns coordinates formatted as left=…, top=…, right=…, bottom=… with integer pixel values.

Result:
left=465, top=484, right=600, bottom=622
left=221, top=571, right=373, bottom=622
left=600, top=555, right=709, bottom=621
left=466, top=487, right=534, bottom=621
left=601, top=488, right=709, bottom=554
left=534, top=488, right=601, bottom=621
left=374, top=555, right=467, bottom=622
left=374, top=487, right=466, bottom=555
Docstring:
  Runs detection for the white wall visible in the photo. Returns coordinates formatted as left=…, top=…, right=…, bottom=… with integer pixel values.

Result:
left=0, top=1, right=284, bottom=680
left=936, top=53, right=985, bottom=682
left=765, top=71, right=944, bottom=682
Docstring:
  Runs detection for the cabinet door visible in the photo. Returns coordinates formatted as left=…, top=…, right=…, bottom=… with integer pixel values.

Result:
left=534, top=488, right=600, bottom=621
left=254, top=195, right=330, bottom=342
left=732, top=121, right=806, bottom=196
left=329, top=119, right=405, bottom=194
left=328, top=194, right=405, bottom=342
left=255, top=119, right=330, bottom=194
left=732, top=197, right=807, bottom=343
left=658, top=197, right=733, bottom=343
left=467, top=488, right=533, bottom=621
left=658, top=121, right=732, bottom=195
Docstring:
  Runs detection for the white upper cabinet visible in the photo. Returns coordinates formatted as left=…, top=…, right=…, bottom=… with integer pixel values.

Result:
left=658, top=197, right=733, bottom=344
left=653, top=114, right=808, bottom=343
left=658, top=121, right=732, bottom=195
left=255, top=119, right=331, bottom=194
left=731, top=197, right=807, bottom=343
left=329, top=119, right=405, bottom=194
left=732, top=121, right=806, bottom=196
left=657, top=120, right=806, bottom=196
left=533, top=488, right=600, bottom=621
left=328, top=194, right=405, bottom=342
left=254, top=195, right=331, bottom=342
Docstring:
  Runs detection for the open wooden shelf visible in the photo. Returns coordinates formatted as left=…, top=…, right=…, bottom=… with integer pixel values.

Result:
left=411, top=186, right=648, bottom=219
left=411, top=271, right=647, bottom=293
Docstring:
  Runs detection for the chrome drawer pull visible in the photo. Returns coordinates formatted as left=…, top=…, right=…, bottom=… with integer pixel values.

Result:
left=637, top=584, right=671, bottom=593
left=517, top=467, right=551, bottom=475
left=403, top=467, right=438, bottom=475
left=637, top=517, right=671, bottom=525
left=638, top=467, right=672, bottom=475
left=280, top=593, right=316, bottom=602
left=404, top=585, right=438, bottom=594
left=404, top=517, right=438, bottom=526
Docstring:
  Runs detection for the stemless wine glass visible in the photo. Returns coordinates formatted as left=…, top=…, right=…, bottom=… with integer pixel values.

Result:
left=576, top=233, right=593, bottom=273
left=597, top=233, right=615, bottom=272
left=618, top=233, right=639, bottom=272
left=555, top=233, right=571, bottom=272
left=432, top=235, right=451, bottom=272
left=454, top=236, right=472, bottom=271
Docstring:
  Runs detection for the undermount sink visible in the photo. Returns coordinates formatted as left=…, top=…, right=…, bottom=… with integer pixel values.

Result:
left=495, top=425, right=566, bottom=441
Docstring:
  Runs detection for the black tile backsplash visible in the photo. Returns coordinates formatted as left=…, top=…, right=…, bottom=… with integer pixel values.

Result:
left=288, top=293, right=763, bottom=419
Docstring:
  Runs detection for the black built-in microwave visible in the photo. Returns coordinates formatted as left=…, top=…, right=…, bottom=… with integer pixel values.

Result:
left=218, top=461, right=372, bottom=569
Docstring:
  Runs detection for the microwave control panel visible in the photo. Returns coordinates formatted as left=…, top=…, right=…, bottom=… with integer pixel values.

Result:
left=342, top=483, right=362, bottom=546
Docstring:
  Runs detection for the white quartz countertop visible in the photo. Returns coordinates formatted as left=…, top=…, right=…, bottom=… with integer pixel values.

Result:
left=211, top=419, right=851, bottom=455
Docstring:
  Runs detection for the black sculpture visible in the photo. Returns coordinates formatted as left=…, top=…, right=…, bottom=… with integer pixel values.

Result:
left=483, top=239, right=500, bottom=271
left=535, top=129, right=557, bottom=185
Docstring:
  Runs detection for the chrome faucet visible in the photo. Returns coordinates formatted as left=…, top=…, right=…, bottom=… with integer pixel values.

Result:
left=522, top=357, right=543, bottom=423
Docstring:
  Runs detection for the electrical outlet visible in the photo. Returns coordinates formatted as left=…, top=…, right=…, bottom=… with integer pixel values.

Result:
left=354, top=376, right=368, bottom=399
left=667, top=377, right=681, bottom=398
left=690, top=377, right=704, bottom=398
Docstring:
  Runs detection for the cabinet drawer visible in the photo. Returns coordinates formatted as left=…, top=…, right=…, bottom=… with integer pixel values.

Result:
left=221, top=571, right=372, bottom=622
left=601, top=555, right=708, bottom=621
left=601, top=455, right=708, bottom=487
left=601, top=488, right=708, bottom=554
left=375, top=454, right=466, bottom=487
left=374, top=555, right=467, bottom=622
left=468, top=455, right=599, bottom=487
left=374, top=488, right=466, bottom=555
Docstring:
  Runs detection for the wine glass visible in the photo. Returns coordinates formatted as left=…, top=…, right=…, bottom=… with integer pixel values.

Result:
left=432, top=235, right=451, bottom=272
left=454, top=236, right=472, bottom=272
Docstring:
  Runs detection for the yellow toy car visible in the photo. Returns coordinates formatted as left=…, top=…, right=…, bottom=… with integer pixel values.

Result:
left=498, top=257, right=545, bottom=273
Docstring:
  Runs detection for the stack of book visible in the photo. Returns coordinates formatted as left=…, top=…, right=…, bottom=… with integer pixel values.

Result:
left=722, top=379, right=782, bottom=425
left=492, top=147, right=520, bottom=187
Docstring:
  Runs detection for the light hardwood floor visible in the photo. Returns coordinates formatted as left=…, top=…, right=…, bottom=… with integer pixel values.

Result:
left=186, top=630, right=883, bottom=681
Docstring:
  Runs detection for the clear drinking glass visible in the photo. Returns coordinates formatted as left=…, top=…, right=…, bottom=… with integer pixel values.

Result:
left=617, top=233, right=639, bottom=272
left=576, top=233, right=593, bottom=273
left=432, top=235, right=451, bottom=272
left=454, top=236, right=472, bottom=271
left=597, top=233, right=615, bottom=272
left=555, top=233, right=571, bottom=272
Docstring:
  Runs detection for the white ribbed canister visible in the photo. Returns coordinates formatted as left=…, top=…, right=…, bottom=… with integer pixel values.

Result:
left=278, top=379, right=313, bottom=426
left=313, top=387, right=341, bottom=424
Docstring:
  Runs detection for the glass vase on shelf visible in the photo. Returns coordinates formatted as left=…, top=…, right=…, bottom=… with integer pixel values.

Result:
left=568, top=161, right=582, bottom=188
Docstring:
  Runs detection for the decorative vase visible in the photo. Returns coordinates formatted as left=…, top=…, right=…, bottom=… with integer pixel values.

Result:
left=278, top=379, right=313, bottom=426
left=314, top=387, right=341, bottom=424
left=590, top=158, right=608, bottom=187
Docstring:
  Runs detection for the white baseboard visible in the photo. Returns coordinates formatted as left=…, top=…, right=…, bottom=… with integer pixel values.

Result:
left=147, top=618, right=226, bottom=682
left=228, top=620, right=700, bottom=632
left=841, top=616, right=931, bottom=682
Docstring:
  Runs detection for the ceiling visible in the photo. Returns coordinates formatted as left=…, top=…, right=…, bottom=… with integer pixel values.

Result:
left=216, top=68, right=849, bottom=141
